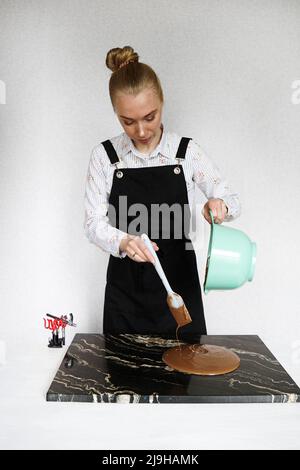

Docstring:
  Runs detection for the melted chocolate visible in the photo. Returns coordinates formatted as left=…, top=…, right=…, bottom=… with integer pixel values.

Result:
left=165, top=293, right=239, bottom=376
left=162, top=343, right=240, bottom=376
left=204, top=256, right=210, bottom=285
left=167, top=293, right=192, bottom=327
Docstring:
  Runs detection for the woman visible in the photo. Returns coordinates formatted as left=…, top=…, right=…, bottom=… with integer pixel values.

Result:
left=84, top=46, right=241, bottom=338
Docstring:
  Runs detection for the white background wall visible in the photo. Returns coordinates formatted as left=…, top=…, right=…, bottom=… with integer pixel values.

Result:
left=0, top=0, right=300, bottom=449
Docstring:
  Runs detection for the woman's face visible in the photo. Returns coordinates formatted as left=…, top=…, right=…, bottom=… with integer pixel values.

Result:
left=114, top=87, right=163, bottom=151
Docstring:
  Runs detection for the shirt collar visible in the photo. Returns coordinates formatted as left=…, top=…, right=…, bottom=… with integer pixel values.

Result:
left=118, top=123, right=173, bottom=160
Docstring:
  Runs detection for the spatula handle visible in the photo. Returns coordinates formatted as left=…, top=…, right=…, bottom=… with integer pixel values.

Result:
left=141, top=233, right=172, bottom=295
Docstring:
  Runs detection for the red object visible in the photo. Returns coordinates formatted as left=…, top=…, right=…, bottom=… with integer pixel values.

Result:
left=43, top=317, right=68, bottom=331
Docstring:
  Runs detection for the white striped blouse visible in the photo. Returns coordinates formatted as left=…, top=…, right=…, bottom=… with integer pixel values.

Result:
left=84, top=124, right=241, bottom=258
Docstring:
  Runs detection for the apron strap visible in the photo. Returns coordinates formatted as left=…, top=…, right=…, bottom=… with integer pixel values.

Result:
left=175, top=137, right=192, bottom=161
left=101, top=140, right=120, bottom=165
left=102, top=136, right=192, bottom=164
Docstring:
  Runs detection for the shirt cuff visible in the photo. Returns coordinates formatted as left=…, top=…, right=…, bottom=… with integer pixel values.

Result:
left=220, top=197, right=233, bottom=220
left=110, top=231, right=128, bottom=258
left=220, top=197, right=241, bottom=221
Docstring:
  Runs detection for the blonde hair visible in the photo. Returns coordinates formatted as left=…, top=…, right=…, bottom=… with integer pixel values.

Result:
left=105, top=46, right=164, bottom=109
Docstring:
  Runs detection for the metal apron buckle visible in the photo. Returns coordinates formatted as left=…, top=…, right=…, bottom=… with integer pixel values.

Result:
left=174, top=157, right=183, bottom=174
left=114, top=161, right=124, bottom=178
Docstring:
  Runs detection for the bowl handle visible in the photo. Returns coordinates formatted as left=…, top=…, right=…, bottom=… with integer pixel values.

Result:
left=209, top=209, right=215, bottom=225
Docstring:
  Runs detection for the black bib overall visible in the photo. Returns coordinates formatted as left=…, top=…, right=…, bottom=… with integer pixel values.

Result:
left=101, top=136, right=206, bottom=338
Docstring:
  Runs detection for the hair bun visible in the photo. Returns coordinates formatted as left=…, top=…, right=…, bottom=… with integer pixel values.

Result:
left=106, top=46, right=139, bottom=72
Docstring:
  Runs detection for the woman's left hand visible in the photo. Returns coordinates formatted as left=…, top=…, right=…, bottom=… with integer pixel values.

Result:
left=202, top=198, right=228, bottom=224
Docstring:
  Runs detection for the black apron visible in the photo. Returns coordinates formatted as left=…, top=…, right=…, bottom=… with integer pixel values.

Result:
left=101, top=136, right=207, bottom=338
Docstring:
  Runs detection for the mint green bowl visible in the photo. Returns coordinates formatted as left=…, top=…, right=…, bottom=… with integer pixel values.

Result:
left=204, top=210, right=257, bottom=294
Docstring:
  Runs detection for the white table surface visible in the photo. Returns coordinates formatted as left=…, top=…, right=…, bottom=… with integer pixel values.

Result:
left=1, top=334, right=299, bottom=450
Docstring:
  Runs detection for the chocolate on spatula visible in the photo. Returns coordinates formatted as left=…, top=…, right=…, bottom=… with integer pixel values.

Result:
left=167, top=292, right=192, bottom=327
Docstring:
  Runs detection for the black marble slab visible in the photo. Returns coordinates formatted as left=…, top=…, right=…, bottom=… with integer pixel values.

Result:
left=46, top=334, right=300, bottom=403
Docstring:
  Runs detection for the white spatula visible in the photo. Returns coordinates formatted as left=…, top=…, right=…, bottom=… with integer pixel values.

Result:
left=141, top=233, right=192, bottom=326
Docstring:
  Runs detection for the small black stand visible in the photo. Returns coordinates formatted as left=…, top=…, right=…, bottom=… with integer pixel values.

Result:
left=48, top=329, right=64, bottom=348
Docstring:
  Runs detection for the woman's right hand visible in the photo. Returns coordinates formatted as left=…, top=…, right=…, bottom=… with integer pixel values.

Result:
left=119, top=234, right=159, bottom=263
